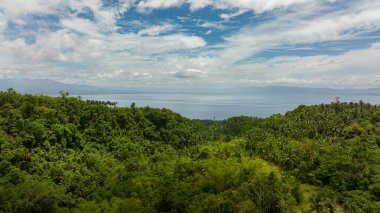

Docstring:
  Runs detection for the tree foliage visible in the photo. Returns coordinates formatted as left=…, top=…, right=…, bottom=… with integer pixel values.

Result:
left=0, top=90, right=378, bottom=212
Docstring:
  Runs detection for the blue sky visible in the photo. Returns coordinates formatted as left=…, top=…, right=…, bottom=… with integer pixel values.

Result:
left=0, top=0, right=380, bottom=88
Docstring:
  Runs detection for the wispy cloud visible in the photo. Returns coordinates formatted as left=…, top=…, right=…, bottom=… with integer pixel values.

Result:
left=218, top=1, right=380, bottom=63
left=220, top=9, right=249, bottom=20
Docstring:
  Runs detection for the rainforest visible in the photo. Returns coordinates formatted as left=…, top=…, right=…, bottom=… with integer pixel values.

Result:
left=0, top=89, right=378, bottom=212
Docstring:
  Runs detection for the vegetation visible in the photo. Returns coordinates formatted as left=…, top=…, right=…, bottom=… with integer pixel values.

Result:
left=0, top=89, right=379, bottom=212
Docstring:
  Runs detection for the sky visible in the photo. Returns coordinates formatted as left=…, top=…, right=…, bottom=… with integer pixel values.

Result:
left=0, top=0, right=380, bottom=88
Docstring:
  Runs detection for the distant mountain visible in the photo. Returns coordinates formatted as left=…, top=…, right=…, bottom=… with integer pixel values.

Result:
left=0, top=78, right=379, bottom=96
left=222, top=86, right=380, bottom=96
left=0, top=78, right=122, bottom=95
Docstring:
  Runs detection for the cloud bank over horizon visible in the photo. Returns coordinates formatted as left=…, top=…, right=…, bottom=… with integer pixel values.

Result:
left=0, top=0, right=379, bottom=88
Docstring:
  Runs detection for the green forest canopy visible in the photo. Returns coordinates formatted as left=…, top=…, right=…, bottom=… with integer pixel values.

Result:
left=0, top=89, right=379, bottom=212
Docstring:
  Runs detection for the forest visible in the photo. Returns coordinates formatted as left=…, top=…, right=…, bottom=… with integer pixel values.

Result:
left=0, top=88, right=379, bottom=212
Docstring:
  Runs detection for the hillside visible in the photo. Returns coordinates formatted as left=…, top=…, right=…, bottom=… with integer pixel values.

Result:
left=0, top=89, right=379, bottom=212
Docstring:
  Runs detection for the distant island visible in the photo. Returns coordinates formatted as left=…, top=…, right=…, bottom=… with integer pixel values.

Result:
left=1, top=78, right=380, bottom=96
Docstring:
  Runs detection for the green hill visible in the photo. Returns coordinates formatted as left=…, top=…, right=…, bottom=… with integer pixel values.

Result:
left=0, top=89, right=379, bottom=212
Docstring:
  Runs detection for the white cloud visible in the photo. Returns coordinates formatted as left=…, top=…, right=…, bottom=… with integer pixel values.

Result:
left=216, top=0, right=308, bottom=13
left=178, top=0, right=308, bottom=13
left=173, top=68, right=207, bottom=79
left=227, top=42, right=380, bottom=88
left=104, top=33, right=206, bottom=54
left=137, top=0, right=334, bottom=13
left=238, top=77, right=324, bottom=86
left=197, top=21, right=226, bottom=30
left=0, top=0, right=379, bottom=88
left=138, top=24, right=175, bottom=36
left=0, top=69, right=20, bottom=79
left=97, top=69, right=125, bottom=80
left=157, top=34, right=206, bottom=50
left=61, top=18, right=101, bottom=37
left=0, top=0, right=206, bottom=66
left=164, top=56, right=222, bottom=72
left=0, top=12, right=6, bottom=33
left=187, top=0, right=212, bottom=11
left=0, top=29, right=77, bottom=63
left=137, top=0, right=185, bottom=12
left=0, top=0, right=65, bottom=16
left=220, top=9, right=249, bottom=20
left=0, top=0, right=133, bottom=33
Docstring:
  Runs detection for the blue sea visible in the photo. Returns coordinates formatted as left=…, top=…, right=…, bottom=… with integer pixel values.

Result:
left=81, top=92, right=380, bottom=120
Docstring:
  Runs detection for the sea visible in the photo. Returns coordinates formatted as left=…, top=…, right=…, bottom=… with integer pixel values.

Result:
left=81, top=92, right=380, bottom=120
